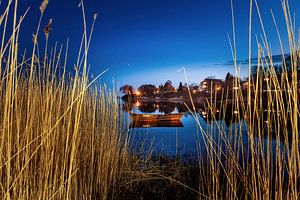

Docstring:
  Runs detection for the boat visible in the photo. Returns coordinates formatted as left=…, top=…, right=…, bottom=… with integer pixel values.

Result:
left=130, top=113, right=183, bottom=121
left=129, top=113, right=184, bottom=128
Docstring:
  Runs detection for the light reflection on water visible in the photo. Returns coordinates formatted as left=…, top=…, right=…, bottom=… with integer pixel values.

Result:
left=121, top=99, right=294, bottom=163
left=123, top=102, right=249, bottom=158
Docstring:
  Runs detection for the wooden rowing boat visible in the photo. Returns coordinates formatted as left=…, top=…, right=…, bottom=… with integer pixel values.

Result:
left=129, top=112, right=184, bottom=128
left=130, top=113, right=183, bottom=121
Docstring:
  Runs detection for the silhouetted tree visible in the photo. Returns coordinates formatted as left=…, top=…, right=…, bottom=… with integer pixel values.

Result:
left=178, top=82, right=183, bottom=88
left=163, top=80, right=175, bottom=92
left=157, top=84, right=164, bottom=93
left=138, top=84, right=157, bottom=96
left=224, top=72, right=232, bottom=88
left=159, top=103, right=176, bottom=114
left=207, top=76, right=216, bottom=79
left=138, top=102, right=156, bottom=113
left=225, top=72, right=231, bottom=82
left=166, top=80, right=172, bottom=85
left=177, top=82, right=183, bottom=92
left=120, top=84, right=134, bottom=95
left=189, top=82, right=198, bottom=87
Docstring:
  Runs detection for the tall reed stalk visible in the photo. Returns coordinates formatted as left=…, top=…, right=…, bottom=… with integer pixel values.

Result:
left=191, top=0, right=300, bottom=199
left=0, top=1, right=152, bottom=199
left=1, top=0, right=299, bottom=199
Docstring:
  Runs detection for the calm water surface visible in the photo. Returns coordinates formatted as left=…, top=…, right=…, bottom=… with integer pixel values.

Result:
left=123, top=101, right=251, bottom=157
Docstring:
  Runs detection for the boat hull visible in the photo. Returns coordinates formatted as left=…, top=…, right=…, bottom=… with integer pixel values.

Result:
left=129, top=113, right=184, bottom=128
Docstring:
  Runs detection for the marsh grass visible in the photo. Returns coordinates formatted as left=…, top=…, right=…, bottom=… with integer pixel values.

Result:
left=0, top=1, right=164, bottom=199
left=188, top=0, right=300, bottom=199
left=0, top=0, right=300, bottom=199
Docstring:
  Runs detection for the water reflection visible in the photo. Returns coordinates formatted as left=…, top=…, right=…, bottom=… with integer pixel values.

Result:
left=124, top=100, right=296, bottom=148
left=122, top=100, right=241, bottom=128
left=122, top=100, right=244, bottom=156
left=123, top=99, right=298, bottom=134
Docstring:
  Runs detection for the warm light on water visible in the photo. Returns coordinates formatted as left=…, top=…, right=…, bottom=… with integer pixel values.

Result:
left=125, top=102, right=250, bottom=157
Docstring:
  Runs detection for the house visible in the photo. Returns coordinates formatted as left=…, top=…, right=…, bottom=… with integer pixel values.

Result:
left=199, top=78, right=223, bottom=93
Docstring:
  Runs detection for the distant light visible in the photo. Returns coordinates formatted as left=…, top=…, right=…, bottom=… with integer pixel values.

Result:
left=202, top=111, right=207, bottom=115
left=193, top=90, right=196, bottom=94
left=233, top=86, right=239, bottom=90
left=234, top=110, right=239, bottom=114
left=136, top=101, right=140, bottom=107
left=136, top=91, right=141, bottom=96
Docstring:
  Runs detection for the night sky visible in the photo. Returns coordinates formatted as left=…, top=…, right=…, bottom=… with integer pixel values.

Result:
left=14, top=0, right=300, bottom=87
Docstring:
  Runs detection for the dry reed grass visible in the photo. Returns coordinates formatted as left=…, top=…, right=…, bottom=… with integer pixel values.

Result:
left=0, top=0, right=299, bottom=199
left=186, top=0, right=300, bottom=199
left=0, top=1, right=161, bottom=199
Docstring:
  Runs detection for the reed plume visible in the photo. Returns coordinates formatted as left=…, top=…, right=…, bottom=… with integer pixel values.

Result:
left=39, top=0, right=48, bottom=14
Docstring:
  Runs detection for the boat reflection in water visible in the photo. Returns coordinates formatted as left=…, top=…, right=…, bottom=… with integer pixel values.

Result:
left=122, top=99, right=297, bottom=158
left=129, top=113, right=184, bottom=128
left=123, top=100, right=236, bottom=157
left=123, top=99, right=297, bottom=136
left=123, top=100, right=237, bottom=129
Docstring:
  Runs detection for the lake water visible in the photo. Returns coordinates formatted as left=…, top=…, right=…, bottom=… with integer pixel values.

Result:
left=121, top=99, right=295, bottom=164
left=122, top=100, right=252, bottom=158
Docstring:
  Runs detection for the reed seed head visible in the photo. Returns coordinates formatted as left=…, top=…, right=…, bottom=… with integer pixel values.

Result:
left=44, top=19, right=52, bottom=40
left=32, top=34, right=37, bottom=44
left=39, top=0, right=49, bottom=14
left=94, top=13, right=98, bottom=21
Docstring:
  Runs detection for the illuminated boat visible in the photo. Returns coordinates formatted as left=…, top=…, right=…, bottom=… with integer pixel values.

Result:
left=130, top=113, right=183, bottom=121
left=129, top=113, right=184, bottom=128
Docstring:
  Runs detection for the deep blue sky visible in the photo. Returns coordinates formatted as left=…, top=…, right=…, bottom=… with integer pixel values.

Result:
left=13, top=0, right=300, bottom=87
